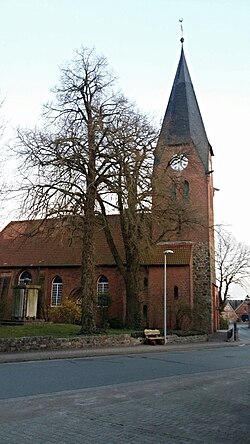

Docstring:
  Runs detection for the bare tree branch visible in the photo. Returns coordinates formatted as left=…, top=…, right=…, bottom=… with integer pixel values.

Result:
left=215, top=226, right=250, bottom=308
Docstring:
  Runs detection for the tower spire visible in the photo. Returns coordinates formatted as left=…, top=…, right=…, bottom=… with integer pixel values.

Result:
left=156, top=40, right=213, bottom=170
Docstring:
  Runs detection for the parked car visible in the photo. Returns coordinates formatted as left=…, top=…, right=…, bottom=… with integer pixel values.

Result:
left=241, top=314, right=249, bottom=322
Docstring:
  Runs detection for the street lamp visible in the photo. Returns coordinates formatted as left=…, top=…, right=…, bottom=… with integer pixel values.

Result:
left=163, top=249, right=174, bottom=344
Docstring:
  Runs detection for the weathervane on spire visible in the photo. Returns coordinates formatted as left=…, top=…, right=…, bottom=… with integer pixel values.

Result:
left=179, top=18, right=184, bottom=44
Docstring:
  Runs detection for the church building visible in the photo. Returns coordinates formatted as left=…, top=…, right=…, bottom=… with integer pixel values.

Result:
left=0, top=40, right=219, bottom=332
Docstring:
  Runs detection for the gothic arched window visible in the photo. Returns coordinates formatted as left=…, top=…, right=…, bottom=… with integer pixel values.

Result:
left=97, top=275, right=109, bottom=294
left=19, top=270, right=32, bottom=285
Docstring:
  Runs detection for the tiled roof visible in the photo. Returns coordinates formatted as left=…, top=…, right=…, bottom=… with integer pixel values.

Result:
left=235, top=301, right=249, bottom=315
left=0, top=219, right=82, bottom=267
left=141, top=242, right=192, bottom=266
left=0, top=219, right=192, bottom=268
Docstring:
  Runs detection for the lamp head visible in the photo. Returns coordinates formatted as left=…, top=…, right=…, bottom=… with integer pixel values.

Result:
left=164, top=249, right=174, bottom=254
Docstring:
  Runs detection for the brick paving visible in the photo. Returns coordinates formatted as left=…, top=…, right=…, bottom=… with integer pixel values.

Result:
left=0, top=366, right=249, bottom=443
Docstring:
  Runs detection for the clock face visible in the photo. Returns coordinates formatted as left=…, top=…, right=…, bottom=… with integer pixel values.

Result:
left=170, top=154, right=188, bottom=171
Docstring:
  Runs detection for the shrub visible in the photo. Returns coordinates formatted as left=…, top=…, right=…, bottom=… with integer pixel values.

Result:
left=219, top=316, right=229, bottom=330
left=0, top=299, right=5, bottom=320
left=49, top=298, right=81, bottom=324
left=108, top=317, right=124, bottom=329
left=172, top=302, right=192, bottom=330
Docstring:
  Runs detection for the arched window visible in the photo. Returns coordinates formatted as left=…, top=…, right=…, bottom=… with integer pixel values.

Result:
left=174, top=285, right=179, bottom=301
left=51, top=276, right=62, bottom=306
left=97, top=275, right=109, bottom=294
left=19, top=270, right=32, bottom=285
left=183, top=180, right=189, bottom=199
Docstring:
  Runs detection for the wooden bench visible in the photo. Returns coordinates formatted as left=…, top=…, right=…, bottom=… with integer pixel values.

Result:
left=144, top=329, right=165, bottom=345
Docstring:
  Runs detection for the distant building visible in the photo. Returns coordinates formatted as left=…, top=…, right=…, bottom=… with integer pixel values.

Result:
left=235, top=300, right=249, bottom=322
left=221, top=302, right=238, bottom=323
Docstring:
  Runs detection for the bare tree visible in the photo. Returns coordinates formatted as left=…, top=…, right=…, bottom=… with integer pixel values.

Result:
left=14, top=47, right=128, bottom=333
left=215, top=226, right=250, bottom=308
left=11, top=47, right=160, bottom=331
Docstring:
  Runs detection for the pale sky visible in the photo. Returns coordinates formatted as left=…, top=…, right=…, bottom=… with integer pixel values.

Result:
left=1, top=0, right=250, bottom=297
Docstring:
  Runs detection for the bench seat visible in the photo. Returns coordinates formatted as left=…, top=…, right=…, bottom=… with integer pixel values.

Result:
left=144, top=329, right=165, bottom=345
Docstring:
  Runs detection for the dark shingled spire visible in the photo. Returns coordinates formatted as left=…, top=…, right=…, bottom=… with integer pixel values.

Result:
left=158, top=45, right=213, bottom=170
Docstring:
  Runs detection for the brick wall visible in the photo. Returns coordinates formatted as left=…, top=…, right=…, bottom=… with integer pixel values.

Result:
left=147, top=265, right=191, bottom=329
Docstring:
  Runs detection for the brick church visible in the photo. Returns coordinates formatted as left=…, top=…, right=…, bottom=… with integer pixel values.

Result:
left=0, top=41, right=219, bottom=332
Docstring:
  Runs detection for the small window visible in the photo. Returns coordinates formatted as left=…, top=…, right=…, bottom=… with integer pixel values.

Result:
left=144, top=277, right=148, bottom=288
left=174, top=285, right=179, bottom=301
left=97, top=275, right=109, bottom=294
left=171, top=183, right=177, bottom=200
left=51, top=276, right=62, bottom=306
left=183, top=180, right=189, bottom=199
left=19, top=271, right=32, bottom=285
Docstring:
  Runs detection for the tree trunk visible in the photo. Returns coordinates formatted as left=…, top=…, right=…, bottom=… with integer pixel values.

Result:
left=124, top=260, right=141, bottom=328
left=79, top=192, right=96, bottom=334
left=79, top=122, right=97, bottom=334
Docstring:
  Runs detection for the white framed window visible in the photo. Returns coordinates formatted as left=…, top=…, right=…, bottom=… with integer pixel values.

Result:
left=51, top=276, right=63, bottom=306
left=97, top=275, right=109, bottom=294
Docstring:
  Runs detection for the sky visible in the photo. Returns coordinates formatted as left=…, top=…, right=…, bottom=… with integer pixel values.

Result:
left=0, top=0, right=250, bottom=297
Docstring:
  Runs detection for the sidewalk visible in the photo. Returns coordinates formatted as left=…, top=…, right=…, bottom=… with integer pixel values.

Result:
left=0, top=333, right=249, bottom=364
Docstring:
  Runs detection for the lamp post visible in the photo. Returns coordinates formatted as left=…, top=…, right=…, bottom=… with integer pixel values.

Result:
left=163, top=249, right=174, bottom=344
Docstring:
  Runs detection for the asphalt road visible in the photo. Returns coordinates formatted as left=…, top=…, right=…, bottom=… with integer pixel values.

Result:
left=0, top=325, right=250, bottom=399
left=0, top=344, right=250, bottom=399
left=237, top=322, right=250, bottom=340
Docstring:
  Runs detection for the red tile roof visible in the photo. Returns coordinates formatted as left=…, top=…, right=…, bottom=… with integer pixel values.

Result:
left=0, top=218, right=192, bottom=268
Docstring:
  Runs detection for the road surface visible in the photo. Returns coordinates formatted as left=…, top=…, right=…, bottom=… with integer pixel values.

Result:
left=0, top=345, right=249, bottom=443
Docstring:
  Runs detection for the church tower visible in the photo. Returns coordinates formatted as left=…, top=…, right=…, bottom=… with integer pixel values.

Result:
left=153, top=39, right=217, bottom=332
